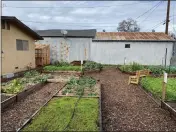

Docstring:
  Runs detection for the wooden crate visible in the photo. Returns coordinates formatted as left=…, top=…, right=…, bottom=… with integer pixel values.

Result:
left=35, top=44, right=50, bottom=66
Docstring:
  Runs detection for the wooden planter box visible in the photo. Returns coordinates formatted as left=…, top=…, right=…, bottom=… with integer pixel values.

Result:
left=16, top=84, right=102, bottom=132
left=16, top=83, right=46, bottom=101
left=1, top=95, right=17, bottom=111
left=161, top=101, right=176, bottom=121
left=1, top=82, right=46, bottom=111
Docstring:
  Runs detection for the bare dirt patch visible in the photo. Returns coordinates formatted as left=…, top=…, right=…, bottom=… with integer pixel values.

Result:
left=85, top=68, right=176, bottom=131
left=1, top=82, right=65, bottom=131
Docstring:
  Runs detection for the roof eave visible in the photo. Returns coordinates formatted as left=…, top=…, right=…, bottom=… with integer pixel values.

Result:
left=2, top=16, right=43, bottom=40
left=92, top=40, right=176, bottom=42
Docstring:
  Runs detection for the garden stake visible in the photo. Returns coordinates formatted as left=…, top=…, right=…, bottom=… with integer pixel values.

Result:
left=162, top=72, right=167, bottom=101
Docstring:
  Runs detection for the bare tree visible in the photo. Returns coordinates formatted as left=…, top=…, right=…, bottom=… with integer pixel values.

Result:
left=169, top=32, right=176, bottom=40
left=117, top=18, right=140, bottom=32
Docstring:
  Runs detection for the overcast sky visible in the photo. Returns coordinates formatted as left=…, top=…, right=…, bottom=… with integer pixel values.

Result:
left=2, top=1, right=176, bottom=33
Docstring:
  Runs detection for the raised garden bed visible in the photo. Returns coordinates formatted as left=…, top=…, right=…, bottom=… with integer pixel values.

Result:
left=140, top=76, right=176, bottom=121
left=1, top=67, right=43, bottom=83
left=1, top=71, right=51, bottom=110
left=140, top=77, right=176, bottom=101
left=118, top=63, right=176, bottom=76
left=57, top=76, right=100, bottom=97
left=21, top=97, right=101, bottom=131
left=1, top=82, right=46, bottom=111
left=161, top=101, right=176, bottom=121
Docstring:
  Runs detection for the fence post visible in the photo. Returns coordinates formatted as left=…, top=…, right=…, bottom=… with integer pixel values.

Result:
left=162, top=72, right=167, bottom=101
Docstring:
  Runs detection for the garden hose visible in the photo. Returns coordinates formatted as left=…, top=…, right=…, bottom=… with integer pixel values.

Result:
left=63, top=91, right=84, bottom=131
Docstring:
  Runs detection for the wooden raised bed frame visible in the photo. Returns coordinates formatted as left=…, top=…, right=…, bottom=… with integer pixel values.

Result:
left=1, top=82, right=46, bottom=111
left=16, top=84, right=102, bottom=132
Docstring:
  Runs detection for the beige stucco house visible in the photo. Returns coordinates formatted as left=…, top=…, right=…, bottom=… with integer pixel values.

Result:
left=1, top=16, right=43, bottom=75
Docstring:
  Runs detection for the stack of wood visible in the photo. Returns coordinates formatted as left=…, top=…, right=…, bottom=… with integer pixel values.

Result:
left=35, top=44, right=50, bottom=66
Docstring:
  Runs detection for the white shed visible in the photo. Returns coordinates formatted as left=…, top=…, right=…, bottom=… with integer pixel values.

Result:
left=91, top=32, right=175, bottom=65
left=35, top=29, right=96, bottom=64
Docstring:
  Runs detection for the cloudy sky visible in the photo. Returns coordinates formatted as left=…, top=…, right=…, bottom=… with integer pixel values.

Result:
left=2, top=1, right=176, bottom=32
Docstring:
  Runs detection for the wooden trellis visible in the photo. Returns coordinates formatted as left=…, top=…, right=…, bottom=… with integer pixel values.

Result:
left=35, top=44, right=50, bottom=66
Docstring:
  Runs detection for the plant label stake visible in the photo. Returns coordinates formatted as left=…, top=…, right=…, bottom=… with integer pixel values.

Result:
left=81, top=60, right=83, bottom=71
left=123, top=57, right=126, bottom=72
left=162, top=72, right=167, bottom=101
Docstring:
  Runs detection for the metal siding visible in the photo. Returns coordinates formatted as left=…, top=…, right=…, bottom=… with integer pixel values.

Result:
left=91, top=41, right=173, bottom=65
left=36, top=37, right=91, bottom=63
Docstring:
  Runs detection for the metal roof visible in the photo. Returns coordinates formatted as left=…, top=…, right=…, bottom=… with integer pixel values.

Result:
left=93, top=32, right=175, bottom=42
left=1, top=16, right=43, bottom=40
left=36, top=29, right=96, bottom=38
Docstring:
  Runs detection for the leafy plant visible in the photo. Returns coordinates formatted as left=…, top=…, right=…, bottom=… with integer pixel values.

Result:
left=83, top=61, right=103, bottom=71
left=24, top=70, right=40, bottom=78
left=63, top=76, right=96, bottom=96
left=1, top=79, right=24, bottom=94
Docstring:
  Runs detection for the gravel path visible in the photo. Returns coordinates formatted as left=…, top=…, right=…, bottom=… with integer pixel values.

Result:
left=86, top=68, right=176, bottom=131
left=1, top=82, right=65, bottom=131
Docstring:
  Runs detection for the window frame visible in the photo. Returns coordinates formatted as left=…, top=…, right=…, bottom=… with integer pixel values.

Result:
left=125, top=44, right=130, bottom=48
left=16, top=39, right=29, bottom=51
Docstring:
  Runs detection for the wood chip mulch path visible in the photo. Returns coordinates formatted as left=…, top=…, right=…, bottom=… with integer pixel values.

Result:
left=85, top=68, right=176, bottom=131
left=1, top=82, right=65, bottom=131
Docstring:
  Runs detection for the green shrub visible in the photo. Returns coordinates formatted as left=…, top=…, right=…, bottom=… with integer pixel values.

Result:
left=43, top=65, right=81, bottom=71
left=53, top=60, right=70, bottom=67
left=119, top=62, right=144, bottom=72
left=83, top=61, right=103, bottom=71
left=146, top=66, right=176, bottom=74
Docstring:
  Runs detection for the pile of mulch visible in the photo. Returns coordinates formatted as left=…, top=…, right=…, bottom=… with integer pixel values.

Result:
left=1, top=82, right=65, bottom=131
left=85, top=68, right=176, bottom=131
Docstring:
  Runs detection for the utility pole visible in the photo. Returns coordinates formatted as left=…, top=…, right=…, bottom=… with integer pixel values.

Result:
left=165, top=0, right=171, bottom=34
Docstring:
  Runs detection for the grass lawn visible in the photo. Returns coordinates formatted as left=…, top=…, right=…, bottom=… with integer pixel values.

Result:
left=22, top=97, right=99, bottom=131
left=43, top=65, right=81, bottom=71
left=141, top=77, right=176, bottom=101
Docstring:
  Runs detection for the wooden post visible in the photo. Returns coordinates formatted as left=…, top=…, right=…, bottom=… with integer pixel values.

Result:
left=165, top=0, right=171, bottom=35
left=162, top=72, right=167, bottom=101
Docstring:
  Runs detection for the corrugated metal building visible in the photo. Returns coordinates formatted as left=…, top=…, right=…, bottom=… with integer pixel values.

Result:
left=91, top=32, right=175, bottom=65
left=35, top=29, right=96, bottom=64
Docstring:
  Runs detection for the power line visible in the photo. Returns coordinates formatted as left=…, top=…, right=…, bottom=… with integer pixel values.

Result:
left=2, top=1, right=152, bottom=9
left=20, top=15, right=176, bottom=25
left=139, top=1, right=164, bottom=24
left=136, top=1, right=164, bottom=20
left=145, top=16, right=176, bottom=31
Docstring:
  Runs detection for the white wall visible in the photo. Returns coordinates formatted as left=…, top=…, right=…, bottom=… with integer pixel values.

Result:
left=36, top=37, right=92, bottom=63
left=91, top=41, right=173, bottom=65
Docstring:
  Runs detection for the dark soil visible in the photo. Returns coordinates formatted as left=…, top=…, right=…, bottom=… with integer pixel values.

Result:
left=85, top=68, right=176, bottom=131
left=1, top=82, right=65, bottom=131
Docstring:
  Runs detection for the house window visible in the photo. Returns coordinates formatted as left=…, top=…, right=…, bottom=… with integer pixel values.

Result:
left=16, top=39, right=29, bottom=51
left=125, top=44, right=130, bottom=48
left=2, top=20, right=5, bottom=29
left=7, top=22, right=10, bottom=30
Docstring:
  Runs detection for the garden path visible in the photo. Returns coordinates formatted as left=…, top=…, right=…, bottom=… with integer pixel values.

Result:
left=1, top=83, right=65, bottom=131
left=86, top=68, right=176, bottom=131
